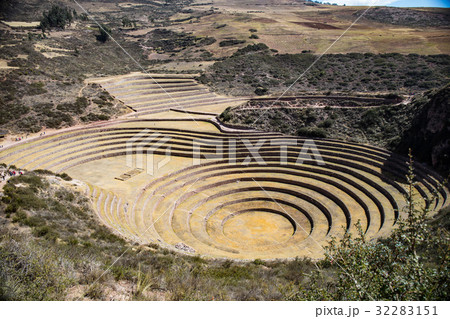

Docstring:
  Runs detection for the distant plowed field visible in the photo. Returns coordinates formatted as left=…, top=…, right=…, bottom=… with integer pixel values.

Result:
left=290, top=21, right=340, bottom=30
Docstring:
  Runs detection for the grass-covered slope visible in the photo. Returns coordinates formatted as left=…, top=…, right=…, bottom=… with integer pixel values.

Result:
left=200, top=48, right=449, bottom=96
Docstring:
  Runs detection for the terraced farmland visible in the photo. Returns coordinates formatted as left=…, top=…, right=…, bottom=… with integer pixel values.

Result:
left=89, top=73, right=247, bottom=117
left=1, top=115, right=447, bottom=260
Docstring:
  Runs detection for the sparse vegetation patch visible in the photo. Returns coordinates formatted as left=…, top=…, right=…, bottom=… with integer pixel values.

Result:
left=202, top=51, right=450, bottom=96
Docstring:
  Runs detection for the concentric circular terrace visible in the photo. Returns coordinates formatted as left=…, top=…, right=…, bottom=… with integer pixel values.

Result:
left=1, top=74, right=448, bottom=260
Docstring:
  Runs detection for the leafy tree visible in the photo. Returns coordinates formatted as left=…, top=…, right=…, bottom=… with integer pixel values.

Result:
left=40, top=5, right=73, bottom=32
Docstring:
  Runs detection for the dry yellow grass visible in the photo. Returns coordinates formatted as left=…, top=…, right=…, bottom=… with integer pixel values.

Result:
left=0, top=59, right=19, bottom=70
left=1, top=21, right=40, bottom=28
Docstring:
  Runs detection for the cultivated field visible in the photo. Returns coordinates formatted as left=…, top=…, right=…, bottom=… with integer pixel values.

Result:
left=177, top=1, right=450, bottom=56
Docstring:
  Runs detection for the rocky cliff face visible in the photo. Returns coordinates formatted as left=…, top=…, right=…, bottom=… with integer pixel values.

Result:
left=396, top=85, right=450, bottom=177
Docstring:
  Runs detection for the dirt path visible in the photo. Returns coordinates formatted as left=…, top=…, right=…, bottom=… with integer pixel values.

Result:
left=78, top=82, right=89, bottom=97
left=236, top=105, right=382, bottom=111
left=0, top=118, right=128, bottom=152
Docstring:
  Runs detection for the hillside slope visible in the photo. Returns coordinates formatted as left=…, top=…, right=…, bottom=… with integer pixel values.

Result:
left=396, top=85, right=450, bottom=175
left=219, top=84, right=450, bottom=176
left=200, top=48, right=450, bottom=96
left=1, top=171, right=448, bottom=300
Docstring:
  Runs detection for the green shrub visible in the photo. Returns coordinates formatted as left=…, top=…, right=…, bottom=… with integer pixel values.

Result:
left=253, top=259, right=265, bottom=266
left=4, top=203, right=18, bottom=216
left=33, top=169, right=54, bottom=175
left=219, top=107, right=232, bottom=122
left=360, top=109, right=381, bottom=127
left=254, top=87, right=268, bottom=96
left=199, top=37, right=216, bottom=46
left=79, top=13, right=88, bottom=21
left=96, top=24, right=111, bottom=43
left=318, top=119, right=333, bottom=128
left=233, top=43, right=269, bottom=56
left=122, top=17, right=133, bottom=28
left=27, top=82, right=47, bottom=95
left=11, top=210, right=27, bottom=223
left=2, top=175, right=48, bottom=211
left=92, top=227, right=124, bottom=243
left=23, top=216, right=46, bottom=228
left=80, top=113, right=110, bottom=122
left=56, top=173, right=72, bottom=181
left=206, top=264, right=253, bottom=281
left=84, top=284, right=104, bottom=300
left=110, top=265, right=135, bottom=281
left=296, top=127, right=327, bottom=138
left=219, top=39, right=246, bottom=47
left=62, top=191, right=75, bottom=202
left=67, top=237, right=79, bottom=246
left=200, top=51, right=213, bottom=59
left=32, top=225, right=52, bottom=237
